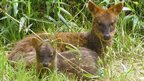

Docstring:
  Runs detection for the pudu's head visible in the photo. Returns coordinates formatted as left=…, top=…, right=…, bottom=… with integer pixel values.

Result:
left=32, top=38, right=56, bottom=72
left=88, top=0, right=123, bottom=41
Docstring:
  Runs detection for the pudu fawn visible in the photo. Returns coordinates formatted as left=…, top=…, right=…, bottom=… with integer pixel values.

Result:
left=32, top=38, right=98, bottom=79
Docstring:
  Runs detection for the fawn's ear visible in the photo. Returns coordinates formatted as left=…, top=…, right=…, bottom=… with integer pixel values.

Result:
left=88, top=0, right=102, bottom=15
left=108, top=3, right=123, bottom=15
left=31, top=37, right=41, bottom=50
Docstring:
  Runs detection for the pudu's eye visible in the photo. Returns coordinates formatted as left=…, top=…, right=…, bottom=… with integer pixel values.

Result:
left=49, top=54, right=53, bottom=58
left=98, top=22, right=103, bottom=26
left=38, top=54, right=44, bottom=57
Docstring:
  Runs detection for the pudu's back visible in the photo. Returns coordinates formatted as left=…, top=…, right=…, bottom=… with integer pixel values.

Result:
left=57, top=47, right=98, bottom=77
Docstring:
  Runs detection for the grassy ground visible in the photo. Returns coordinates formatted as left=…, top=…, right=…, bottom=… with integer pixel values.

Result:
left=0, top=0, right=144, bottom=81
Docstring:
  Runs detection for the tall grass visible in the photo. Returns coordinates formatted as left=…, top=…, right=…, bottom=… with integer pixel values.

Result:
left=0, top=0, right=144, bottom=81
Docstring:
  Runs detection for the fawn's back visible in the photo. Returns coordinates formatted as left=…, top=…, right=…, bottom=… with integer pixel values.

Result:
left=57, top=47, right=98, bottom=75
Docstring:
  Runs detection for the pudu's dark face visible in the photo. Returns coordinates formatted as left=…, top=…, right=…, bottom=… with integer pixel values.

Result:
left=88, top=1, right=123, bottom=41
left=92, top=11, right=116, bottom=41
left=36, top=43, right=56, bottom=70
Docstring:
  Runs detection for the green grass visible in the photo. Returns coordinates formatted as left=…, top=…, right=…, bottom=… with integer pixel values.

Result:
left=0, top=0, right=144, bottom=81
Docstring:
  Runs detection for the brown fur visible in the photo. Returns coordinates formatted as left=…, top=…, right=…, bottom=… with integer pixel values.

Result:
left=33, top=43, right=98, bottom=80
left=57, top=47, right=98, bottom=80
left=33, top=41, right=56, bottom=75
left=32, top=41, right=98, bottom=79
left=34, top=41, right=99, bottom=79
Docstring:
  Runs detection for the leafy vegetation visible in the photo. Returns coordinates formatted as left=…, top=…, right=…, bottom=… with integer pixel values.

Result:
left=0, top=0, right=144, bottom=81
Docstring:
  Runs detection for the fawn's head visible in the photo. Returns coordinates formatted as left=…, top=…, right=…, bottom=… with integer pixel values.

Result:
left=88, top=0, right=123, bottom=41
left=32, top=38, right=56, bottom=70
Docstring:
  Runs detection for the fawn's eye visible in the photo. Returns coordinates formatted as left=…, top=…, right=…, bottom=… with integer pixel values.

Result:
left=49, top=55, right=52, bottom=57
left=48, top=55, right=53, bottom=58
left=38, top=54, right=44, bottom=57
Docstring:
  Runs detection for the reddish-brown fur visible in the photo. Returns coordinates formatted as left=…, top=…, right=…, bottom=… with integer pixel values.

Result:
left=32, top=1, right=123, bottom=57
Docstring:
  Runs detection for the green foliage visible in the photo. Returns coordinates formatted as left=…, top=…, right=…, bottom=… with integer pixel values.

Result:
left=0, top=0, right=144, bottom=81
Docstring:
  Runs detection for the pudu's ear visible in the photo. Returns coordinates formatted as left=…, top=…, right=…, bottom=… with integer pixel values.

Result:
left=31, top=37, right=41, bottom=50
left=88, top=0, right=102, bottom=15
left=108, top=3, right=123, bottom=15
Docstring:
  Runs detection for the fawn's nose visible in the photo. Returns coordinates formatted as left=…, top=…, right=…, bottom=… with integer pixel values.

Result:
left=103, top=34, right=111, bottom=40
left=43, top=63, right=48, bottom=67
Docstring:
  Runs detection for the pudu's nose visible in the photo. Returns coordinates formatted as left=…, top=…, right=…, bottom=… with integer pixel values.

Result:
left=103, top=34, right=111, bottom=40
left=43, top=63, right=48, bottom=67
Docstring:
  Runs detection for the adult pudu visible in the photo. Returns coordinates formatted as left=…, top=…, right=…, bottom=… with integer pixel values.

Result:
left=86, top=0, right=123, bottom=57
left=37, top=1, right=123, bottom=57
left=57, top=47, right=98, bottom=80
